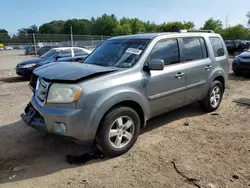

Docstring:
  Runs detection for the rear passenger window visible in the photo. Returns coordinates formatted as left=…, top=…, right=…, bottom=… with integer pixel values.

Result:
left=209, top=37, right=225, bottom=57
left=74, top=49, right=88, bottom=56
left=151, top=39, right=180, bottom=66
left=183, top=38, right=204, bottom=61
left=60, top=49, right=72, bottom=58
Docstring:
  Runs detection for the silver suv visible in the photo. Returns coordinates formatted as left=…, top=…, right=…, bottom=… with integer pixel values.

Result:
left=22, top=31, right=229, bottom=157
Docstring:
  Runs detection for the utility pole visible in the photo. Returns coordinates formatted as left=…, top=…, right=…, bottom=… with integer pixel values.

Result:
left=33, top=33, right=37, bottom=56
left=70, top=26, right=73, bottom=47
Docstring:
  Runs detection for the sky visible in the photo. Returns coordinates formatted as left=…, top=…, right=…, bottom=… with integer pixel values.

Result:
left=1, top=0, right=249, bottom=34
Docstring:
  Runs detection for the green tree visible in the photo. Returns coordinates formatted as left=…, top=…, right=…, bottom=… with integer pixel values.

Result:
left=0, top=29, right=8, bottom=34
left=112, top=24, right=132, bottom=35
left=201, top=18, right=223, bottom=33
left=17, top=25, right=39, bottom=35
left=119, top=17, right=147, bottom=34
left=183, top=21, right=195, bottom=29
left=144, top=21, right=158, bottom=32
left=221, top=24, right=250, bottom=40
left=39, top=21, right=65, bottom=34
left=91, top=14, right=119, bottom=35
left=158, top=22, right=183, bottom=32
left=63, top=19, right=92, bottom=35
left=0, top=29, right=10, bottom=43
left=130, top=18, right=146, bottom=33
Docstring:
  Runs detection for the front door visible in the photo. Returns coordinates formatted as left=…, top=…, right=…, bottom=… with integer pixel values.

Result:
left=144, top=38, right=186, bottom=118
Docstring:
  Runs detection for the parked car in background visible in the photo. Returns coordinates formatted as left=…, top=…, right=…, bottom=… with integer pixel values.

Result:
left=21, top=31, right=229, bottom=157
left=25, top=45, right=40, bottom=55
left=4, top=46, right=13, bottom=50
left=232, top=49, right=250, bottom=76
left=16, top=47, right=91, bottom=77
left=0, top=47, right=4, bottom=51
left=19, top=45, right=25, bottom=50
left=38, top=45, right=61, bottom=56
left=225, top=40, right=248, bottom=56
left=13, top=46, right=21, bottom=49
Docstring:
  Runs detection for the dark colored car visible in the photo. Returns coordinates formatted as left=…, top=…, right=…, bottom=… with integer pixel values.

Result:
left=225, top=40, right=249, bottom=56
left=232, top=50, right=250, bottom=75
left=38, top=45, right=61, bottom=56
left=16, top=47, right=91, bottom=77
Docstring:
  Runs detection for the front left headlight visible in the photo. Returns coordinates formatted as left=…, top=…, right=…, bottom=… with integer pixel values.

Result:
left=47, top=83, right=82, bottom=103
left=23, top=63, right=36, bottom=68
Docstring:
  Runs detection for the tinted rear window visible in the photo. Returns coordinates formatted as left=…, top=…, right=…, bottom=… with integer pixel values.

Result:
left=209, top=37, right=225, bottom=57
left=183, top=37, right=204, bottom=61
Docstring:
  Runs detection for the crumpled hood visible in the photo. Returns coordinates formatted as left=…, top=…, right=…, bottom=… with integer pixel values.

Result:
left=18, top=57, right=54, bottom=65
left=33, top=62, right=120, bottom=82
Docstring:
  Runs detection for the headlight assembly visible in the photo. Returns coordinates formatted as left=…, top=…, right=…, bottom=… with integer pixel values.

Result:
left=23, top=63, right=36, bottom=68
left=47, top=83, right=82, bottom=103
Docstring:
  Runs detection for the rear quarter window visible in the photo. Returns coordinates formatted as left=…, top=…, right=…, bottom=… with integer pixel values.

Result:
left=209, top=37, right=225, bottom=57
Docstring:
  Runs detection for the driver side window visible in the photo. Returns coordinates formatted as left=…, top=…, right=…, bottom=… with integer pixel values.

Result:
left=151, top=39, right=180, bottom=66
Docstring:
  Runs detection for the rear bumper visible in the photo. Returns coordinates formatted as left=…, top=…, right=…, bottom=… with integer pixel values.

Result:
left=21, top=98, right=101, bottom=143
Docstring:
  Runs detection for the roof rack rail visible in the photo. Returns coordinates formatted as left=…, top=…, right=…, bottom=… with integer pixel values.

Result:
left=179, top=29, right=215, bottom=33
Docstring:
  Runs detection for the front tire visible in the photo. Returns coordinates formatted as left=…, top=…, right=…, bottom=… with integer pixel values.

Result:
left=200, top=80, right=223, bottom=112
left=96, top=106, right=141, bottom=157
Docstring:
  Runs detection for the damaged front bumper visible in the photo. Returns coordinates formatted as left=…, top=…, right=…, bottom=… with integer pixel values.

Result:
left=21, top=102, right=47, bottom=132
left=21, top=97, right=102, bottom=143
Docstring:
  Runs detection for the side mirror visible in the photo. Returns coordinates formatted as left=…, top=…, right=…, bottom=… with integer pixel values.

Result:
left=148, top=59, right=164, bottom=70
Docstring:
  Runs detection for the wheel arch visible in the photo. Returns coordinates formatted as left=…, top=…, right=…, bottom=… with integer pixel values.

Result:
left=212, top=76, right=225, bottom=92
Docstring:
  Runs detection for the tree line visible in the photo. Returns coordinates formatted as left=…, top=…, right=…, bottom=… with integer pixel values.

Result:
left=0, top=12, right=250, bottom=43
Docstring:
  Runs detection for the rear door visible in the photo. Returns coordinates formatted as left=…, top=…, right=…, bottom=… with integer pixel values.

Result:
left=180, top=37, right=212, bottom=103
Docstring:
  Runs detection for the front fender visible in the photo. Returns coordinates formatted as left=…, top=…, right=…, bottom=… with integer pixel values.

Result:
left=88, top=89, right=149, bottom=131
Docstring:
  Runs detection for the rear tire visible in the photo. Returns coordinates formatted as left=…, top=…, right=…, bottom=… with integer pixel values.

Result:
left=96, top=106, right=140, bottom=157
left=200, top=80, right=223, bottom=112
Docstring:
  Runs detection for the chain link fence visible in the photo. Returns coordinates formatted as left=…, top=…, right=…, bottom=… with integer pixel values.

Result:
left=0, top=33, right=111, bottom=52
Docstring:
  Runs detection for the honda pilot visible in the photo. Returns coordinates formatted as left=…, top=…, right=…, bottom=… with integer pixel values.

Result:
left=21, top=30, right=229, bottom=157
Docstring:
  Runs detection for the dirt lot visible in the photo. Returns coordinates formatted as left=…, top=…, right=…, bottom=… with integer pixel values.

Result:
left=0, top=51, right=249, bottom=188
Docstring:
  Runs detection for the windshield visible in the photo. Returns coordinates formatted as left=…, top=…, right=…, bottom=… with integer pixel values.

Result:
left=84, top=39, right=149, bottom=68
left=41, top=49, right=60, bottom=58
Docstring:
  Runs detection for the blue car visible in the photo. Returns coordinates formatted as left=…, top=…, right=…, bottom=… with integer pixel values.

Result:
left=16, top=47, right=92, bottom=77
left=232, top=49, right=250, bottom=76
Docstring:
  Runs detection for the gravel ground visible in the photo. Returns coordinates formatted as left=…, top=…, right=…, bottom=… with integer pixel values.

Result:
left=0, top=51, right=249, bottom=188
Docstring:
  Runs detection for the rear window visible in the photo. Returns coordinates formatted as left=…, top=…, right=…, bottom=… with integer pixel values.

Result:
left=209, top=37, right=225, bottom=57
left=74, top=48, right=88, bottom=56
left=60, top=49, right=72, bottom=58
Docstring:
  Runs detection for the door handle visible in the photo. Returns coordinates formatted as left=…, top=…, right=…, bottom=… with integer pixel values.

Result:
left=175, top=72, right=185, bottom=79
left=205, top=65, right=212, bottom=70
